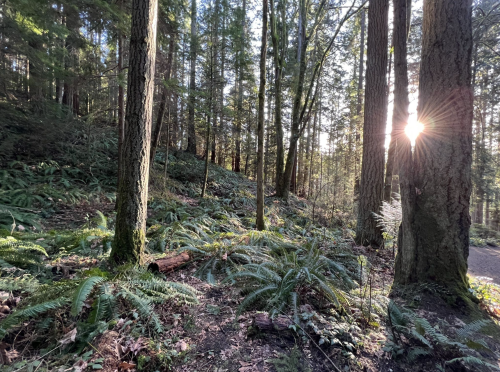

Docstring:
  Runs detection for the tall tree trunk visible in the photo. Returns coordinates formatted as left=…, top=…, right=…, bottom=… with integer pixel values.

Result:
left=117, top=8, right=125, bottom=188
left=211, top=0, right=221, bottom=164
left=354, top=7, right=366, bottom=196
left=395, top=0, right=473, bottom=297
left=171, top=47, right=179, bottom=148
left=234, top=0, right=247, bottom=173
left=111, top=0, right=158, bottom=264
left=186, top=0, right=198, bottom=154
left=278, top=0, right=307, bottom=200
left=383, top=0, right=411, bottom=202
left=218, top=8, right=226, bottom=167
left=150, top=35, right=175, bottom=164
left=270, top=0, right=285, bottom=193
left=256, top=0, right=268, bottom=231
left=355, top=0, right=389, bottom=247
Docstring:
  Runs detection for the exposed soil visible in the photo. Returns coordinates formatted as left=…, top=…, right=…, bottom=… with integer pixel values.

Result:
left=468, top=246, right=500, bottom=284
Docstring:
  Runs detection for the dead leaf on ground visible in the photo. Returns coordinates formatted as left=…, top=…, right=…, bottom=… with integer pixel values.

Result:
left=119, top=362, right=136, bottom=370
left=59, top=328, right=77, bottom=345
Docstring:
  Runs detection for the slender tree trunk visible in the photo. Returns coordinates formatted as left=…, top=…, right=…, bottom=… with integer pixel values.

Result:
left=354, top=7, right=365, bottom=196
left=395, top=0, right=473, bottom=297
left=218, top=10, right=226, bottom=166
left=117, top=11, right=125, bottom=187
left=111, top=0, right=158, bottom=264
left=171, top=47, right=179, bottom=148
left=270, top=0, right=285, bottom=193
left=201, top=115, right=211, bottom=197
left=150, top=35, right=175, bottom=164
left=186, top=0, right=198, bottom=154
left=256, top=0, right=268, bottom=230
left=234, top=0, right=246, bottom=173
left=355, top=0, right=389, bottom=247
left=308, top=110, right=318, bottom=198
left=211, top=0, right=221, bottom=164
left=303, top=114, right=312, bottom=197
left=279, top=0, right=307, bottom=200
left=384, top=0, right=411, bottom=202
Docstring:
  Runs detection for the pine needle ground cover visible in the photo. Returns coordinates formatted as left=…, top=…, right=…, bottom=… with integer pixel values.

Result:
left=0, top=152, right=498, bottom=372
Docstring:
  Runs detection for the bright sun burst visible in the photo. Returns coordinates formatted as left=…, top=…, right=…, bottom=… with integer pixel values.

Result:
left=405, top=120, right=424, bottom=143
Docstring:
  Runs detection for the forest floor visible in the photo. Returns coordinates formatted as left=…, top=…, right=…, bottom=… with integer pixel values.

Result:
left=1, top=151, right=500, bottom=372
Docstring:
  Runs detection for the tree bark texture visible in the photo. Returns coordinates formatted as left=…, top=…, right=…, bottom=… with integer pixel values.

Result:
left=395, top=0, right=473, bottom=297
left=355, top=0, right=389, bottom=247
left=256, top=0, right=268, bottom=231
left=111, top=0, right=158, bottom=264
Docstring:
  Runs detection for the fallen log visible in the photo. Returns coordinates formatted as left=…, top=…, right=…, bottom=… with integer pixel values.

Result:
left=253, top=313, right=293, bottom=331
left=148, top=252, right=191, bottom=273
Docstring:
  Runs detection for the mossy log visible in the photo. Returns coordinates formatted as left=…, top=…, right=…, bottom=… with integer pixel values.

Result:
left=148, top=252, right=191, bottom=273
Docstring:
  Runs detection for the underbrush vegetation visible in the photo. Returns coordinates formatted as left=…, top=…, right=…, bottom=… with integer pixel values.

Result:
left=1, top=150, right=498, bottom=372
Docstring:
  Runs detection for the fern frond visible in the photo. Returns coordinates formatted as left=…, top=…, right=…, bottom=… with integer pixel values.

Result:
left=407, top=346, right=431, bottom=361
left=119, top=287, right=163, bottom=334
left=0, top=297, right=69, bottom=339
left=455, top=320, right=490, bottom=340
left=71, top=276, right=105, bottom=316
left=445, top=356, right=500, bottom=371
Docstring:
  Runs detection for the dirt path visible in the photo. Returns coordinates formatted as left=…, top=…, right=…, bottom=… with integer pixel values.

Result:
left=468, top=246, right=500, bottom=284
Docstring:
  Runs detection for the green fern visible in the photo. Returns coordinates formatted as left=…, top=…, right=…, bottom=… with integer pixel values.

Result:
left=445, top=356, right=500, bottom=371
left=118, top=287, right=163, bottom=334
left=0, top=275, right=40, bottom=292
left=0, top=236, right=48, bottom=268
left=386, top=301, right=496, bottom=367
left=0, top=297, right=69, bottom=339
left=225, top=246, right=349, bottom=319
left=71, top=276, right=105, bottom=316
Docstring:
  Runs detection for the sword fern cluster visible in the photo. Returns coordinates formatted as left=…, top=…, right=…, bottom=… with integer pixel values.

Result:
left=0, top=266, right=198, bottom=342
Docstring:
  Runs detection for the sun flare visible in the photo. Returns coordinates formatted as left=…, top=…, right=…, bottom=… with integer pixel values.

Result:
left=405, top=120, right=424, bottom=143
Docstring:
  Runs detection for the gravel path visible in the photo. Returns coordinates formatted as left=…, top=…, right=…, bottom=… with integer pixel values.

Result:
left=468, top=246, right=500, bottom=284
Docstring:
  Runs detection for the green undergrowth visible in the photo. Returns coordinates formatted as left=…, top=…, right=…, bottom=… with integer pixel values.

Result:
left=470, top=223, right=500, bottom=247
left=2, top=150, right=497, bottom=371
left=0, top=101, right=118, bottom=231
left=0, top=151, right=370, bottom=370
left=385, top=301, right=500, bottom=371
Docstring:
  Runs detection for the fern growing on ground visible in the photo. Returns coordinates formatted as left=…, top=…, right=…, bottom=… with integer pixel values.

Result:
left=0, top=236, right=48, bottom=268
left=0, top=266, right=199, bottom=342
left=385, top=301, right=499, bottom=371
left=225, top=246, right=352, bottom=321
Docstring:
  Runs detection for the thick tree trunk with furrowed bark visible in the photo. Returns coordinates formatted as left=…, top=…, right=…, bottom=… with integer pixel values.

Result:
left=395, top=0, right=473, bottom=298
left=111, top=0, right=158, bottom=264
left=355, top=0, right=389, bottom=247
